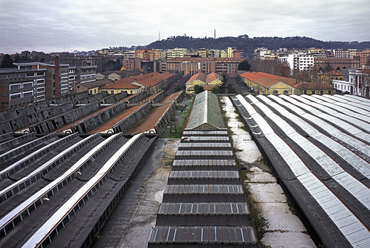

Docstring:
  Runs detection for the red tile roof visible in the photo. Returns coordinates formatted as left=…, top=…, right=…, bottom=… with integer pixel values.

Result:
left=254, top=77, right=281, bottom=88
left=136, top=72, right=173, bottom=87
left=186, top=72, right=207, bottom=84
left=101, top=77, right=141, bottom=89
left=241, top=72, right=301, bottom=88
left=101, top=72, right=172, bottom=89
left=206, top=73, right=222, bottom=83
left=82, top=79, right=112, bottom=89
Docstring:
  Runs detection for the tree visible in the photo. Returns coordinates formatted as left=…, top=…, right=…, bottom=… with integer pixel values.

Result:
left=1, top=54, right=14, bottom=68
left=238, top=60, right=251, bottom=71
left=211, top=85, right=220, bottom=94
left=194, top=85, right=204, bottom=94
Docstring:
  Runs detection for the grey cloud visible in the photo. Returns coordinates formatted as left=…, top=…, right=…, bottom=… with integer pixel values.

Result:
left=0, top=0, right=369, bottom=53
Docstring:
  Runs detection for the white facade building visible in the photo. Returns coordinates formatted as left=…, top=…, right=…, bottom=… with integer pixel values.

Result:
left=348, top=69, right=369, bottom=97
left=332, top=80, right=354, bottom=94
left=294, top=55, right=315, bottom=71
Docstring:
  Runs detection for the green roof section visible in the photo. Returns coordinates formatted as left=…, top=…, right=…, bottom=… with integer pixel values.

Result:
left=186, top=91, right=226, bottom=130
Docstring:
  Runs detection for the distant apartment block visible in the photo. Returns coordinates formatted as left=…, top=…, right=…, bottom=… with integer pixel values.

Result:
left=164, top=57, right=242, bottom=75
left=294, top=54, right=315, bottom=71
left=357, top=50, right=370, bottom=67
left=123, top=50, right=135, bottom=60
left=0, top=67, right=47, bottom=110
left=122, top=58, right=142, bottom=71
left=14, top=58, right=97, bottom=101
left=333, top=49, right=350, bottom=58
left=256, top=48, right=370, bottom=74
left=315, top=57, right=361, bottom=70
left=166, top=48, right=187, bottom=58
left=78, top=65, right=97, bottom=84
left=135, top=49, right=166, bottom=62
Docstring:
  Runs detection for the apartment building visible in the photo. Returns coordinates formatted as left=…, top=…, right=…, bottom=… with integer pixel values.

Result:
left=68, top=66, right=77, bottom=92
left=165, top=57, right=242, bottom=75
left=315, top=57, right=361, bottom=70
left=78, top=66, right=97, bottom=84
left=0, top=67, right=47, bottom=110
left=294, top=54, right=315, bottom=71
left=14, top=58, right=96, bottom=100
left=227, top=47, right=234, bottom=58
left=357, top=50, right=370, bottom=67
left=123, top=50, right=136, bottom=60
left=333, top=49, right=350, bottom=58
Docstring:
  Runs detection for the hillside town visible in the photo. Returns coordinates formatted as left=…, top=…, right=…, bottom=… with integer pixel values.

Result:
left=1, top=46, right=369, bottom=110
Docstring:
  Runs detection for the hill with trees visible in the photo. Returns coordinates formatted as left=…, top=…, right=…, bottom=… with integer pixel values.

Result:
left=146, top=35, right=370, bottom=59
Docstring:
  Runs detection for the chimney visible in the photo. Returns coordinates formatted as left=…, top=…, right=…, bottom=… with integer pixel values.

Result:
left=54, top=56, right=61, bottom=98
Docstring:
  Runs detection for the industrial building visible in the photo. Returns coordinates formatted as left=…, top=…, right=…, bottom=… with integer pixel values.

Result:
left=148, top=91, right=258, bottom=247
left=231, top=94, right=370, bottom=248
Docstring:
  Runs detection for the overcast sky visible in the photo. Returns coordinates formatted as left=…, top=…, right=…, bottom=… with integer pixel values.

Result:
left=1, top=0, right=369, bottom=53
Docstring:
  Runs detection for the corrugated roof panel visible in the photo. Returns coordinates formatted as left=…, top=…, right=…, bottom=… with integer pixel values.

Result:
left=335, top=95, right=370, bottom=107
left=181, top=136, right=230, bottom=142
left=291, top=95, right=370, bottom=131
left=301, top=95, right=370, bottom=122
left=148, top=226, right=257, bottom=244
left=169, top=170, right=239, bottom=179
left=258, top=95, right=370, bottom=178
left=313, top=95, right=370, bottom=116
left=264, top=133, right=310, bottom=177
left=176, top=150, right=234, bottom=157
left=280, top=95, right=370, bottom=142
left=163, top=184, right=244, bottom=195
left=269, top=95, right=370, bottom=157
left=178, top=142, right=232, bottom=149
left=268, top=95, right=306, bottom=115
left=297, top=173, right=369, bottom=247
left=333, top=173, right=370, bottom=209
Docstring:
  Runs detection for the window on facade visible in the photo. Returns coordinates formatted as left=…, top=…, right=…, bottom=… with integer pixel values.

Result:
left=273, top=90, right=278, bottom=95
left=284, top=90, right=289, bottom=95
left=9, top=83, right=21, bottom=91
left=23, top=91, right=33, bottom=98
left=320, top=91, right=323, bottom=95
left=111, top=90, right=114, bottom=94
left=9, top=93, right=21, bottom=100
left=22, top=82, right=33, bottom=88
